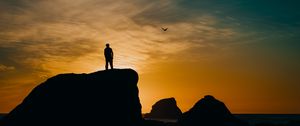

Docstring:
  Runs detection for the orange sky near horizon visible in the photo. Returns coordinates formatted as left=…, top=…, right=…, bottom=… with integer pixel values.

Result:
left=0, top=0, right=300, bottom=114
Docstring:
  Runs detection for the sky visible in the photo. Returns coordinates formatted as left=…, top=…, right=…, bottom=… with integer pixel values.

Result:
left=0, top=0, right=300, bottom=114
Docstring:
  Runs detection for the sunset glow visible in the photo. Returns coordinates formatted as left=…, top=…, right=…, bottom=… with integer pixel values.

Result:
left=0, top=0, right=300, bottom=114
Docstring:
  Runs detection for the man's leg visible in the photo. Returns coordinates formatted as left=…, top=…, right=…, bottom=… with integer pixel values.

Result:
left=110, top=59, right=113, bottom=69
left=105, top=59, right=108, bottom=70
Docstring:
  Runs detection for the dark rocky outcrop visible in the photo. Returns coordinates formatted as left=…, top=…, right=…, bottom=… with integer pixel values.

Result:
left=0, top=69, right=143, bottom=126
left=144, top=97, right=182, bottom=119
left=178, top=95, right=248, bottom=126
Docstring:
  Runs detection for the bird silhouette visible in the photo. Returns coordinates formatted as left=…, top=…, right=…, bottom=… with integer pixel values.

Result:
left=161, top=27, right=168, bottom=31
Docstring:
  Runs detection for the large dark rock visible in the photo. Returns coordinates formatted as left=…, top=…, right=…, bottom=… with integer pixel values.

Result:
left=178, top=95, right=248, bottom=126
left=0, top=69, right=143, bottom=126
left=144, top=97, right=182, bottom=119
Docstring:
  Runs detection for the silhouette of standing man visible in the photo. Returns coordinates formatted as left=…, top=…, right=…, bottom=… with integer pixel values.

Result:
left=104, top=43, right=114, bottom=70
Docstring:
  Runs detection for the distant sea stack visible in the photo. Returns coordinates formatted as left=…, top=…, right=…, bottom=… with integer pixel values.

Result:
left=178, top=95, right=248, bottom=126
left=0, top=69, right=143, bottom=126
left=144, top=97, right=182, bottom=119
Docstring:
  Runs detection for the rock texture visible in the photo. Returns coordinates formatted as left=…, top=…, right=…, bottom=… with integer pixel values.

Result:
left=0, top=69, right=142, bottom=126
left=144, top=97, right=182, bottom=119
left=178, top=95, right=248, bottom=126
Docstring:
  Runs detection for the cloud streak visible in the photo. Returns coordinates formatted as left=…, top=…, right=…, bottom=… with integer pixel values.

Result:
left=0, top=64, right=15, bottom=72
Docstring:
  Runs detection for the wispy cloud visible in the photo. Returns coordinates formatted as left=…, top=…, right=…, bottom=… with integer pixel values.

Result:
left=0, top=64, right=15, bottom=72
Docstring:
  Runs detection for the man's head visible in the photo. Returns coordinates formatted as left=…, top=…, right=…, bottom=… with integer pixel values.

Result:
left=106, top=43, right=110, bottom=47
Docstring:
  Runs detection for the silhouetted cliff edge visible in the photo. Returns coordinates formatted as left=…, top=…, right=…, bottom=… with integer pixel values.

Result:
left=0, top=69, right=143, bottom=126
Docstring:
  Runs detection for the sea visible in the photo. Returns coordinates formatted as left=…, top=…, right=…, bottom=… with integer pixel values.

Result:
left=235, top=114, right=300, bottom=126
left=145, top=114, right=300, bottom=126
left=1, top=114, right=300, bottom=126
left=0, top=114, right=5, bottom=121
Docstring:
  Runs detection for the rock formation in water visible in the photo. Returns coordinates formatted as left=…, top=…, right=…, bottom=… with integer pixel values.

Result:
left=144, top=97, right=182, bottom=119
left=178, top=95, right=248, bottom=126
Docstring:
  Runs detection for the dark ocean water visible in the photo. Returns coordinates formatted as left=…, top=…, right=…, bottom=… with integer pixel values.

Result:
left=0, top=114, right=5, bottom=120
left=1, top=114, right=300, bottom=126
left=145, top=114, right=300, bottom=126
left=235, top=114, right=300, bottom=126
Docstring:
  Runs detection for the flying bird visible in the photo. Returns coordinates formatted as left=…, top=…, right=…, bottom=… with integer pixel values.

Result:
left=161, top=27, right=168, bottom=31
